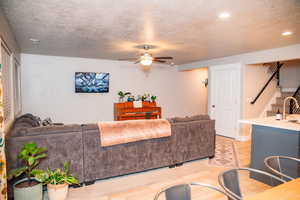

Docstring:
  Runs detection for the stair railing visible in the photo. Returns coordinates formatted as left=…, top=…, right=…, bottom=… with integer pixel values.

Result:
left=251, top=62, right=284, bottom=104
left=289, top=85, right=300, bottom=114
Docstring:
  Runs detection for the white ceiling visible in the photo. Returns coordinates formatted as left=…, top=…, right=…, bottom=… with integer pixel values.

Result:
left=0, top=0, right=300, bottom=65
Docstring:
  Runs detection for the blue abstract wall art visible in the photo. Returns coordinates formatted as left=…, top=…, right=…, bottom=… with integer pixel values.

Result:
left=75, top=72, right=109, bottom=93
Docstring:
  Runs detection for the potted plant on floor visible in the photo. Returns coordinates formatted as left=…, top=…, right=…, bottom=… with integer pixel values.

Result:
left=37, top=161, right=79, bottom=200
left=8, top=142, right=47, bottom=200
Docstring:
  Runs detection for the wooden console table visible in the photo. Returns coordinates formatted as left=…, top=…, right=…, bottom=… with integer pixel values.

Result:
left=114, top=101, right=161, bottom=121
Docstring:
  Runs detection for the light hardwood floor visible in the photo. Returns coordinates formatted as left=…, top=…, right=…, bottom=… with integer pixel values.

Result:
left=66, top=138, right=270, bottom=200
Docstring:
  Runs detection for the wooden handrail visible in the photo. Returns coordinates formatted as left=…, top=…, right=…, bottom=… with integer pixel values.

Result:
left=251, top=62, right=283, bottom=104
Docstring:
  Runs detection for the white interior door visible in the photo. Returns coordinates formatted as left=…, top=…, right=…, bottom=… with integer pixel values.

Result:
left=209, top=63, right=241, bottom=139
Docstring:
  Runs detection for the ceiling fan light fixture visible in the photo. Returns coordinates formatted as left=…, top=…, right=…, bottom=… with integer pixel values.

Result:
left=140, top=53, right=153, bottom=66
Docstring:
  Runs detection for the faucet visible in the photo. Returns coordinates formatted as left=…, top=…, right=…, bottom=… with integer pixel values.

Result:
left=283, top=96, right=300, bottom=120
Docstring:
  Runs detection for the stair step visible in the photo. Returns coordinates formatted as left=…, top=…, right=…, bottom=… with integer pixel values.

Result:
left=275, top=97, right=285, bottom=105
left=281, top=92, right=294, bottom=98
left=271, top=104, right=289, bottom=110
left=276, top=95, right=296, bottom=105
left=264, top=90, right=297, bottom=117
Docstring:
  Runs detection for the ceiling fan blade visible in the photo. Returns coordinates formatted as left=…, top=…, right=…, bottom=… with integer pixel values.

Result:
left=118, top=58, right=138, bottom=61
left=154, top=56, right=173, bottom=60
left=153, top=60, right=167, bottom=63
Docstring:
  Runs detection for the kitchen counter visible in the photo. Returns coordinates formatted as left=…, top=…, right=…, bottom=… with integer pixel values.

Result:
left=239, top=114, right=300, bottom=131
left=240, top=114, right=300, bottom=185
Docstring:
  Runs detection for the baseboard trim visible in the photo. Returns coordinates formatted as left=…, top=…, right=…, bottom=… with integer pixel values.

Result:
left=236, top=135, right=250, bottom=142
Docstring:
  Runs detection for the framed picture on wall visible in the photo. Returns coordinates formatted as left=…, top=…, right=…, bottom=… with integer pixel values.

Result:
left=75, top=72, right=109, bottom=93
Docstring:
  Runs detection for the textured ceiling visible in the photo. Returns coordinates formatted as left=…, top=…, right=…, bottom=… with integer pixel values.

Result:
left=0, top=0, right=300, bottom=65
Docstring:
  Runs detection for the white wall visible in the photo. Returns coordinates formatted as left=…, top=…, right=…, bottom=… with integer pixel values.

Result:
left=280, top=59, right=300, bottom=89
left=241, top=64, right=279, bottom=138
left=243, top=64, right=278, bottom=119
left=21, top=54, right=208, bottom=124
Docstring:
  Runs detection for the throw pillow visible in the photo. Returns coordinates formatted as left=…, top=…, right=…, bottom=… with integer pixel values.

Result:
left=42, top=117, right=53, bottom=126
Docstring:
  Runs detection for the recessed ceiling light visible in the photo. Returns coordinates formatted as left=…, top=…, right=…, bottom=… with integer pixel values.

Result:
left=29, top=38, right=40, bottom=44
left=281, top=31, right=293, bottom=36
left=218, top=12, right=231, bottom=19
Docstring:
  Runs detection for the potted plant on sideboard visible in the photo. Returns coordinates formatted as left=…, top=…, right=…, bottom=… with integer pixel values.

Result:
left=118, top=91, right=131, bottom=102
left=8, top=143, right=47, bottom=200
left=150, top=95, right=157, bottom=103
left=37, top=161, right=79, bottom=200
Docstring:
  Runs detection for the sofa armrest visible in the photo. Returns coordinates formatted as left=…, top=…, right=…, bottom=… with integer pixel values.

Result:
left=170, top=119, right=216, bottom=163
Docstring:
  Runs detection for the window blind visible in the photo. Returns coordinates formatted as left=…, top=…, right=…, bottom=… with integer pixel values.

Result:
left=13, top=60, right=21, bottom=115
left=1, top=43, right=13, bottom=124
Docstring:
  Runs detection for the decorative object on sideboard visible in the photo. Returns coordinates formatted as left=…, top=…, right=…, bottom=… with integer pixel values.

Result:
left=8, top=143, right=47, bottom=200
left=75, top=72, right=109, bottom=93
left=118, top=91, right=131, bottom=102
left=151, top=95, right=157, bottom=102
left=141, top=93, right=150, bottom=101
left=127, top=95, right=135, bottom=102
left=117, top=91, right=157, bottom=103
left=133, top=100, right=142, bottom=108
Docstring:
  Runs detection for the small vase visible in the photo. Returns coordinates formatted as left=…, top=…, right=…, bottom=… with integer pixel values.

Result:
left=47, top=183, right=69, bottom=200
left=127, top=97, right=135, bottom=102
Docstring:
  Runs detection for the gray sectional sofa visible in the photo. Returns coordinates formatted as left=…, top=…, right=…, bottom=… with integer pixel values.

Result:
left=6, top=114, right=216, bottom=185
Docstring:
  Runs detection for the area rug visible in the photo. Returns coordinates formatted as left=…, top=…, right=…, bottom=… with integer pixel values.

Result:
left=208, top=136, right=239, bottom=168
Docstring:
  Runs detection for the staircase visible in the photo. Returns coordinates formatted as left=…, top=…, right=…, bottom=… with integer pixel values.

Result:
left=266, top=91, right=294, bottom=116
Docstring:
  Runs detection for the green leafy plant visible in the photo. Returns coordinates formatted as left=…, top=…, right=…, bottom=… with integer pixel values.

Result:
left=118, top=91, right=131, bottom=98
left=118, top=91, right=131, bottom=102
left=8, top=143, right=47, bottom=185
left=151, top=95, right=157, bottom=102
left=37, top=161, right=79, bottom=185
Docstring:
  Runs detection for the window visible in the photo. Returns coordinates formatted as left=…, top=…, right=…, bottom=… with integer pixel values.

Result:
left=1, top=42, right=13, bottom=125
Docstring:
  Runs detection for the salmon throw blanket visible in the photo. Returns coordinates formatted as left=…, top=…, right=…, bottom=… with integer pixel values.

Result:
left=98, top=119, right=171, bottom=147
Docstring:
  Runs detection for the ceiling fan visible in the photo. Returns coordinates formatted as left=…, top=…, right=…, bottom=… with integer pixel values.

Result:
left=118, top=44, right=174, bottom=66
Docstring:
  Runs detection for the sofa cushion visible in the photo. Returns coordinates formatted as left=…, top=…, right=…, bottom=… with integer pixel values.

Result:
left=13, top=117, right=39, bottom=128
left=188, top=114, right=210, bottom=121
left=172, top=115, right=210, bottom=123
left=15, top=113, right=41, bottom=126
left=42, top=117, right=53, bottom=126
